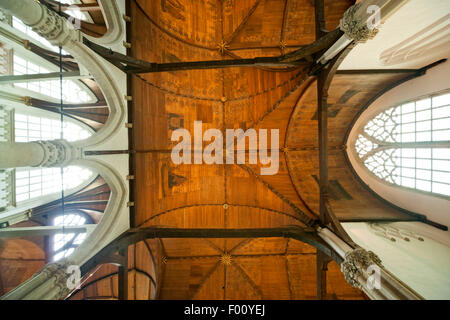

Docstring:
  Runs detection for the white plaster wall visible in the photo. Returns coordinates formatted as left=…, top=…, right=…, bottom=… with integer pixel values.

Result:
left=343, top=222, right=450, bottom=300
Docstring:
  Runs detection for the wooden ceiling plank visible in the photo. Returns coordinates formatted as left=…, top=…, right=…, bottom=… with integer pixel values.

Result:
left=225, top=0, right=263, bottom=45
left=190, top=260, right=221, bottom=300
left=231, top=260, right=263, bottom=299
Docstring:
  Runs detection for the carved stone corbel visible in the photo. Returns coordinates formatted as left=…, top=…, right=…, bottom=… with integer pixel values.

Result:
left=340, top=247, right=383, bottom=289
left=339, top=2, right=379, bottom=43
left=31, top=260, right=75, bottom=298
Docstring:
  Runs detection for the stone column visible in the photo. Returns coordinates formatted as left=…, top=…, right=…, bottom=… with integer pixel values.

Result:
left=317, top=227, right=423, bottom=300
left=0, top=140, right=81, bottom=169
left=1, top=260, right=75, bottom=300
left=0, top=0, right=76, bottom=47
left=0, top=142, right=44, bottom=168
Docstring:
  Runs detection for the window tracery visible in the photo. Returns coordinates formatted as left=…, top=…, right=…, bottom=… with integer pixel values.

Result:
left=355, top=92, right=450, bottom=197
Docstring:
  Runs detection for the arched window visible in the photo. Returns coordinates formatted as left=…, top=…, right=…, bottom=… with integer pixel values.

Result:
left=52, top=212, right=88, bottom=261
left=14, top=112, right=91, bottom=142
left=355, top=91, right=450, bottom=197
left=13, top=54, right=93, bottom=103
left=0, top=105, right=94, bottom=204
left=15, top=166, right=93, bottom=203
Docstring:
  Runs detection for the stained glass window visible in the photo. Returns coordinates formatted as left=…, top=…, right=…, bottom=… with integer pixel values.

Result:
left=355, top=92, right=450, bottom=197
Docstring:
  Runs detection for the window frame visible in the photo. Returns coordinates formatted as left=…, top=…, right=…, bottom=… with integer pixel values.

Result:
left=51, top=210, right=93, bottom=262
left=352, top=89, right=450, bottom=200
left=0, top=19, right=98, bottom=105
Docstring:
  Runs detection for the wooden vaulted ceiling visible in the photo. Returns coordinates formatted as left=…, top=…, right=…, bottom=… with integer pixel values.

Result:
left=0, top=0, right=433, bottom=300
left=124, top=0, right=374, bottom=300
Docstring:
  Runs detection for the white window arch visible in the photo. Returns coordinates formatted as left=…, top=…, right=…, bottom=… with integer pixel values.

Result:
left=354, top=91, right=450, bottom=197
left=53, top=212, right=88, bottom=261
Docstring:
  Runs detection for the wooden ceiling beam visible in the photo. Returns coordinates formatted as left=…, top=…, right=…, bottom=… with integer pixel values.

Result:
left=189, top=260, right=221, bottom=300
left=117, top=249, right=128, bottom=300
left=317, top=44, right=358, bottom=247
left=314, top=0, right=327, bottom=39
left=81, top=226, right=342, bottom=277
left=232, top=260, right=264, bottom=299
left=316, top=250, right=332, bottom=300
left=82, top=27, right=344, bottom=74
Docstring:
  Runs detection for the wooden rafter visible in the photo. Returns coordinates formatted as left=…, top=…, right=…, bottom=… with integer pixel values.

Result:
left=285, top=254, right=294, bottom=299
left=137, top=203, right=303, bottom=227
left=133, top=0, right=215, bottom=51
left=317, top=42, right=357, bottom=244
left=314, top=0, right=327, bottom=39
left=117, top=249, right=128, bottom=300
left=237, top=164, right=314, bottom=226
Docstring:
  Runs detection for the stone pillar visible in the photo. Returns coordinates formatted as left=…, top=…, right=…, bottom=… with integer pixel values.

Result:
left=0, top=0, right=76, bottom=47
left=0, top=140, right=81, bottom=169
left=317, top=227, right=423, bottom=300
left=1, top=260, right=75, bottom=300
left=0, top=142, right=44, bottom=168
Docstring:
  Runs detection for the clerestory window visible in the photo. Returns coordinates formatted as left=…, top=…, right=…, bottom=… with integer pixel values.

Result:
left=0, top=105, right=94, bottom=205
left=355, top=91, right=450, bottom=197
left=52, top=212, right=88, bottom=261
left=13, top=54, right=93, bottom=103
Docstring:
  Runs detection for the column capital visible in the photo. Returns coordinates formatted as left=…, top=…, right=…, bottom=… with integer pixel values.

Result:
left=31, top=4, right=81, bottom=47
left=0, top=0, right=81, bottom=47
left=339, top=2, right=379, bottom=43
left=32, top=260, right=76, bottom=299
left=35, top=140, right=81, bottom=167
left=340, top=247, right=383, bottom=289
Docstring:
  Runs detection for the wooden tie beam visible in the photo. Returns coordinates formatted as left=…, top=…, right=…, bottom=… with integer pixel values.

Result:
left=82, top=28, right=344, bottom=74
